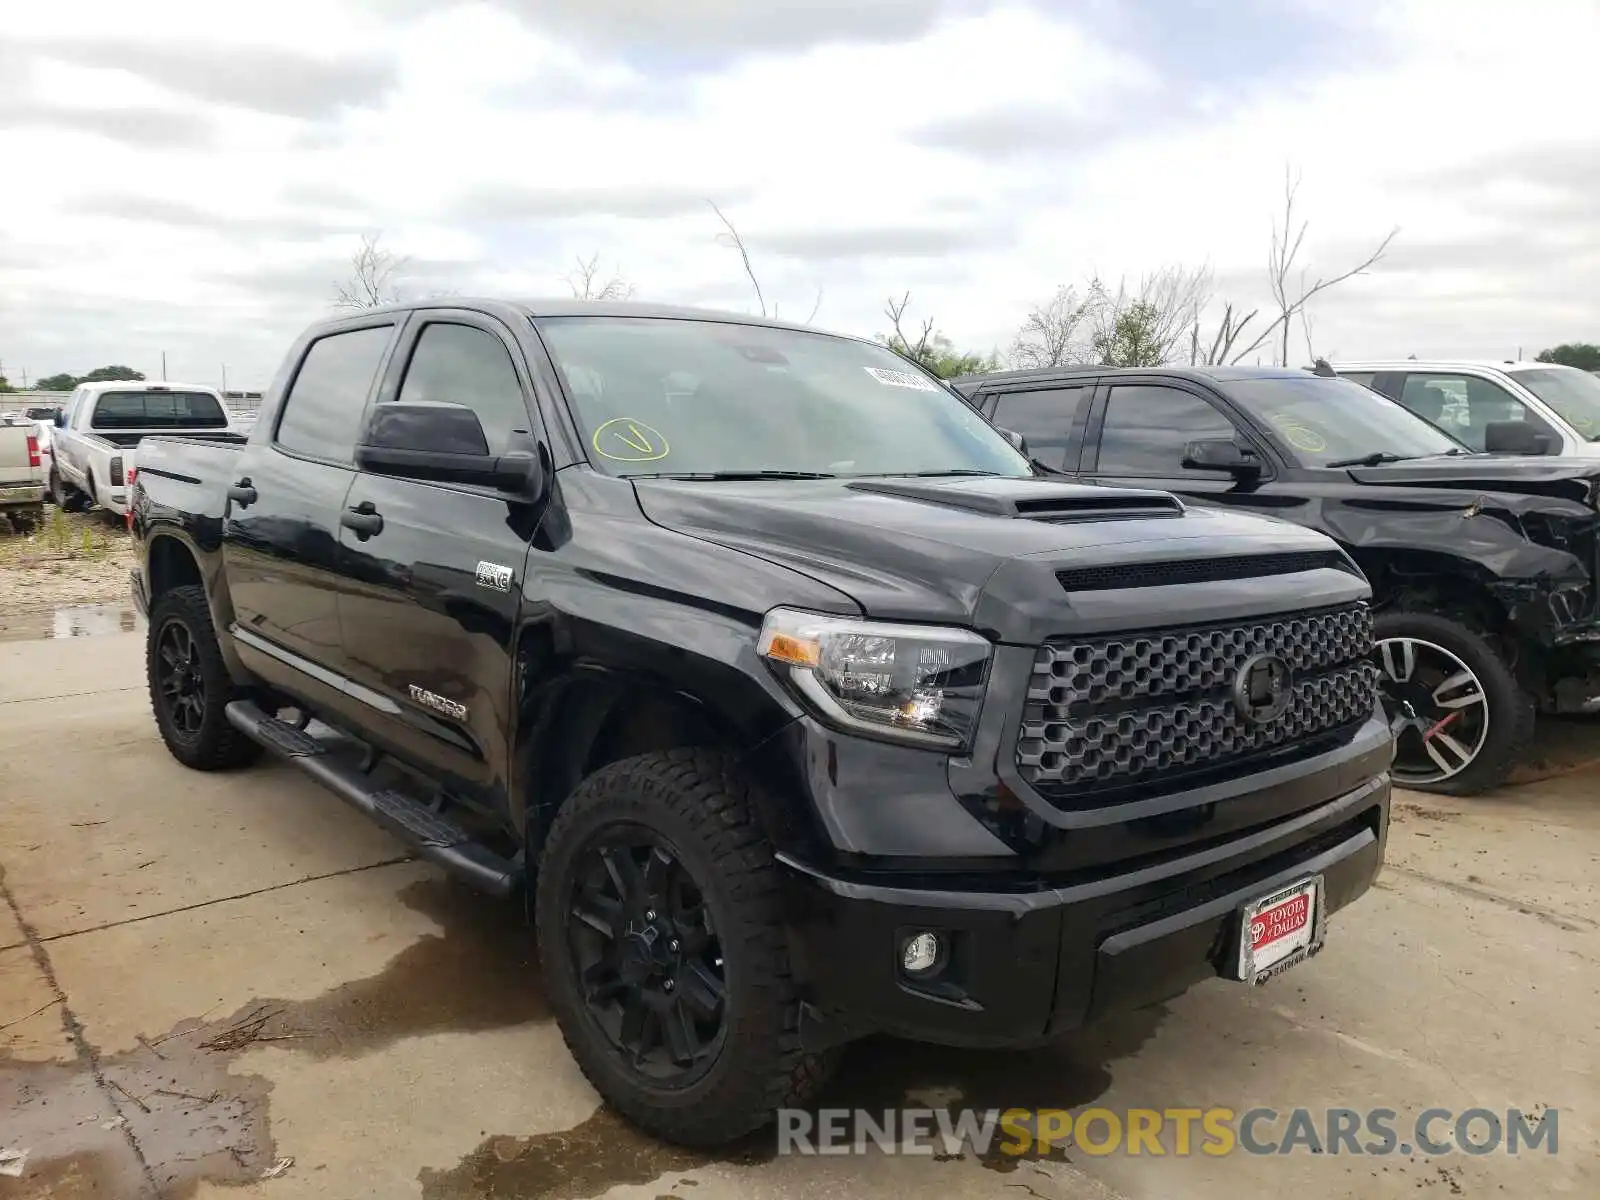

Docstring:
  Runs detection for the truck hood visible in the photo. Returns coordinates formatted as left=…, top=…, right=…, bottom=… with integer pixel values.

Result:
left=633, top=475, right=1362, bottom=638
left=1348, top=454, right=1600, bottom=506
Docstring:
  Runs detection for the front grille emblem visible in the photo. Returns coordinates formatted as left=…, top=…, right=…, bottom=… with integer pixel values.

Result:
left=1234, top=653, right=1293, bottom=725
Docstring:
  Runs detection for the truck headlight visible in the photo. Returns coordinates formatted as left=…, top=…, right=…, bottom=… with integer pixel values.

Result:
left=757, top=607, right=992, bottom=749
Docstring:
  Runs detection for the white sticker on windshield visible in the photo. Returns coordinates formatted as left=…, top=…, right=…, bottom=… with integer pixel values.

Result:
left=864, top=366, right=938, bottom=391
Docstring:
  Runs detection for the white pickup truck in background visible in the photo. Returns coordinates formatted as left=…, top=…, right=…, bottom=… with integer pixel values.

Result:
left=0, top=413, right=46, bottom=532
left=49, top=381, right=248, bottom=518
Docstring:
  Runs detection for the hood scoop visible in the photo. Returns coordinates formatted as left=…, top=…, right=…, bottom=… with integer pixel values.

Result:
left=845, top=477, right=1185, bottom=522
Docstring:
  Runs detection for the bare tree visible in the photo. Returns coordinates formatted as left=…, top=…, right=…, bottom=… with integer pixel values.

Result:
left=884, top=291, right=936, bottom=362
left=1189, top=301, right=1261, bottom=366
left=1084, top=265, right=1213, bottom=366
left=708, top=199, right=767, bottom=317
left=1009, top=285, right=1095, bottom=369
left=1222, top=166, right=1398, bottom=366
left=706, top=199, right=824, bottom=324
left=563, top=252, right=635, bottom=301
left=333, top=232, right=409, bottom=310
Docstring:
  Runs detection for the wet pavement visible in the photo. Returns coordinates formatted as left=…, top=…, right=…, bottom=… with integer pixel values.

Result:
left=1, top=632, right=1596, bottom=1199
left=0, top=603, right=140, bottom=644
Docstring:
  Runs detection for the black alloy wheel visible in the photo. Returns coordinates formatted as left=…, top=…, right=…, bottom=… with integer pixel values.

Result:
left=155, top=617, right=207, bottom=742
left=535, top=749, right=838, bottom=1146
left=144, top=583, right=262, bottom=770
left=564, top=827, right=727, bottom=1084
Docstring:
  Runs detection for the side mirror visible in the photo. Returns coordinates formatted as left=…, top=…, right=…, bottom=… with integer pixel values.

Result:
left=54, top=410, right=67, bottom=429
left=998, top=427, right=1030, bottom=456
left=1483, top=421, right=1550, bottom=455
left=355, top=401, right=544, bottom=495
left=1182, top=438, right=1262, bottom=477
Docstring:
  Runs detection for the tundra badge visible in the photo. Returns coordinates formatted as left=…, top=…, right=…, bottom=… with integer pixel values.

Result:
left=476, top=561, right=514, bottom=592
left=409, top=685, right=467, bottom=720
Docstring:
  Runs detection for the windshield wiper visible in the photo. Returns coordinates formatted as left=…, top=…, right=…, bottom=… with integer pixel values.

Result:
left=1326, top=452, right=1423, bottom=468
left=622, top=470, right=837, bottom=481
left=862, top=469, right=1009, bottom=478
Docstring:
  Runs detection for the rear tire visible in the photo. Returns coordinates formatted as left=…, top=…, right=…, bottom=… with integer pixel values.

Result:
left=147, top=584, right=262, bottom=771
left=1372, top=609, right=1532, bottom=796
left=535, top=749, right=836, bottom=1147
left=50, top=469, right=86, bottom=512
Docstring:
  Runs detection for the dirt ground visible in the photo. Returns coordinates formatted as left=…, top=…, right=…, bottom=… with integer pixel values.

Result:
left=1, top=630, right=1596, bottom=1200
left=0, top=507, right=134, bottom=625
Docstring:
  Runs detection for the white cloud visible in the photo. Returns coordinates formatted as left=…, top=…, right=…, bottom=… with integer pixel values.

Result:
left=0, top=0, right=1596, bottom=388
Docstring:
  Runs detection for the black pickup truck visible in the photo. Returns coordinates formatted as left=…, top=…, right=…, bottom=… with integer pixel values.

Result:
left=957, top=364, right=1600, bottom=795
left=131, top=301, right=1392, bottom=1146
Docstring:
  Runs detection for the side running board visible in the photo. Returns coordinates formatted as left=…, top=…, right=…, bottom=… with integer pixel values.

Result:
left=224, top=699, right=521, bottom=898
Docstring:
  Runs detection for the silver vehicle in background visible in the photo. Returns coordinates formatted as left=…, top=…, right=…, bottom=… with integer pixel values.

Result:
left=1332, top=360, right=1600, bottom=458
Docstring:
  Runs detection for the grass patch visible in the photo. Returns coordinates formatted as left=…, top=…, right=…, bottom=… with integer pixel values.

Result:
left=0, top=506, right=127, bottom=568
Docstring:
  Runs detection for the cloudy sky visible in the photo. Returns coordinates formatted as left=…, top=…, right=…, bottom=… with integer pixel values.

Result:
left=2, top=0, right=1596, bottom=389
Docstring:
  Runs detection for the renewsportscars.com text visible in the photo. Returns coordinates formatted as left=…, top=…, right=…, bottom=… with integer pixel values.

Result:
left=776, top=1105, right=1558, bottom=1158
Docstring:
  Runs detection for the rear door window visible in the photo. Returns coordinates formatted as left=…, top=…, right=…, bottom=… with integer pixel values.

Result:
left=90, top=390, right=229, bottom=430
left=275, top=325, right=395, bottom=463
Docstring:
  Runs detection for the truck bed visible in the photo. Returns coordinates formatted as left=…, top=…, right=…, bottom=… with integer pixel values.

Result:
left=0, top=425, right=39, bottom=485
left=89, top=429, right=250, bottom=450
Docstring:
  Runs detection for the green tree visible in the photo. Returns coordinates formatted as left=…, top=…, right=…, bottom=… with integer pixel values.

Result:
left=0, top=375, right=13, bottom=393
left=879, top=292, right=1001, bottom=380
left=80, top=365, right=145, bottom=382
left=1092, top=301, right=1166, bottom=367
left=1536, top=343, right=1600, bottom=371
left=36, top=373, right=78, bottom=391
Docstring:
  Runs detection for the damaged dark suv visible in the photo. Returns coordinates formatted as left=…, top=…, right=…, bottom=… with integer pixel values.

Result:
left=131, top=302, right=1391, bottom=1147
left=958, top=364, right=1600, bottom=794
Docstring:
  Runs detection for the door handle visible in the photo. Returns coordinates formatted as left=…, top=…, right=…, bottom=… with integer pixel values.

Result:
left=227, top=478, right=257, bottom=507
left=340, top=501, right=383, bottom=539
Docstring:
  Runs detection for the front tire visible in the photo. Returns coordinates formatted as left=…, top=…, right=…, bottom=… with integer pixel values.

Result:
left=535, top=749, right=835, bottom=1147
left=146, top=584, right=262, bottom=770
left=1373, top=610, right=1532, bottom=795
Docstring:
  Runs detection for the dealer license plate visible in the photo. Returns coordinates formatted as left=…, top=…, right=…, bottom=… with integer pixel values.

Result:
left=1236, top=875, right=1322, bottom=984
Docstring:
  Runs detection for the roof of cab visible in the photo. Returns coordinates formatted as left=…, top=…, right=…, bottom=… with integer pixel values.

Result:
left=950, top=363, right=1316, bottom=393
left=74, top=379, right=222, bottom=395
left=308, top=297, right=859, bottom=340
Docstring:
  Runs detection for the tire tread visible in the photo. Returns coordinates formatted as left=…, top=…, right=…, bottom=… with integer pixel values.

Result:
left=535, top=748, right=835, bottom=1146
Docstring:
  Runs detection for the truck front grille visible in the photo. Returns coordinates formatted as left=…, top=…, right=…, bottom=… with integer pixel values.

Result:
left=1017, top=602, right=1378, bottom=805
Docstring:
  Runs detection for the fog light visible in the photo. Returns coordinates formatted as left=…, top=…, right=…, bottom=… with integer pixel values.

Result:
left=900, top=931, right=943, bottom=976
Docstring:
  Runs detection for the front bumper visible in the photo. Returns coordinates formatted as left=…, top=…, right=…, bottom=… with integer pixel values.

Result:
left=780, top=772, right=1388, bottom=1049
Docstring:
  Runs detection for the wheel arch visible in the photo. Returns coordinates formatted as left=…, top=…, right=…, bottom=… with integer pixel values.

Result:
left=143, top=530, right=251, bottom=683
left=514, top=665, right=809, bottom=874
left=1356, top=549, right=1511, bottom=633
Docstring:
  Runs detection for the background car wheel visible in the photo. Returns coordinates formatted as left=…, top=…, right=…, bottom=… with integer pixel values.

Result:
left=535, top=748, right=836, bottom=1147
left=1372, top=609, right=1532, bottom=796
left=146, top=584, right=262, bottom=771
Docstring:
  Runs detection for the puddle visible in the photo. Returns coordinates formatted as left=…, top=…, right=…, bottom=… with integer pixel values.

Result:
left=420, top=1108, right=726, bottom=1200
left=423, top=1005, right=1169, bottom=1198
left=7, top=872, right=1163, bottom=1198
left=1, top=879, right=547, bottom=1196
left=0, top=604, right=141, bottom=643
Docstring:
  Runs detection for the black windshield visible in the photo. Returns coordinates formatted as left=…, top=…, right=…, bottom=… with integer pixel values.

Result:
left=534, top=316, right=1032, bottom=479
left=1227, top=376, right=1466, bottom=466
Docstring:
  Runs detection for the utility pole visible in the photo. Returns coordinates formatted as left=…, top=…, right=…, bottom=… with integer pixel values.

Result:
left=221, top=363, right=228, bottom=396
left=161, top=351, right=167, bottom=381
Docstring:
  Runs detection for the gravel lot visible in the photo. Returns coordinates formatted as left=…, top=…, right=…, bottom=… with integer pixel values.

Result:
left=0, top=507, right=134, bottom=627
